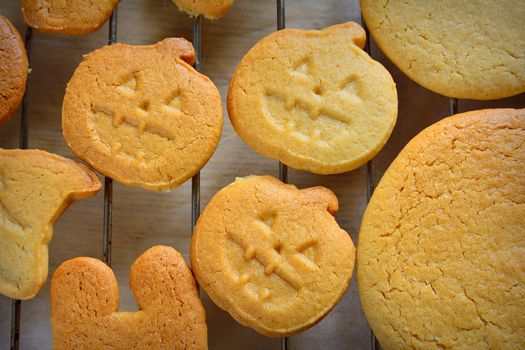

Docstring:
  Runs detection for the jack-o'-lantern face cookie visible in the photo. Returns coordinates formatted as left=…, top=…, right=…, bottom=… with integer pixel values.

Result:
left=21, top=0, right=119, bottom=35
left=62, top=38, right=223, bottom=191
left=191, top=175, right=355, bottom=336
left=0, top=149, right=101, bottom=299
left=227, top=22, right=397, bottom=174
left=51, top=246, right=207, bottom=349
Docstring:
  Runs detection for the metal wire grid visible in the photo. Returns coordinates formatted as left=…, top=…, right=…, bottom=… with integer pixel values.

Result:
left=7, top=2, right=464, bottom=350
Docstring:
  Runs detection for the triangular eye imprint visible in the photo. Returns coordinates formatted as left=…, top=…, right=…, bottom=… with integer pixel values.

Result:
left=51, top=246, right=207, bottom=349
left=117, top=73, right=138, bottom=95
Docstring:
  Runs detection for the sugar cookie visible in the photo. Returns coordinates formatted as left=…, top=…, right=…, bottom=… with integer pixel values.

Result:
left=62, top=38, right=223, bottom=191
left=21, top=0, right=119, bottom=35
left=358, top=109, right=525, bottom=349
left=0, top=149, right=101, bottom=299
left=360, top=0, right=525, bottom=99
left=191, top=175, right=355, bottom=336
left=227, top=22, right=397, bottom=174
left=0, top=16, right=28, bottom=124
left=172, top=0, right=233, bottom=20
left=51, top=246, right=207, bottom=349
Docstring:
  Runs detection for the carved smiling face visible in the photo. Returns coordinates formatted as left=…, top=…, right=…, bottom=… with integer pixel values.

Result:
left=62, top=38, right=223, bottom=191
left=0, top=149, right=100, bottom=299
left=191, top=176, right=355, bottom=336
left=228, top=22, right=397, bottom=174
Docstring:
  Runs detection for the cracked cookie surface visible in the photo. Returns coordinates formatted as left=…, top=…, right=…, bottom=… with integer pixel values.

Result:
left=191, top=175, right=355, bottom=336
left=358, top=109, right=525, bottom=349
left=360, top=0, right=525, bottom=100
left=62, top=38, right=223, bottom=191
left=0, top=148, right=101, bottom=299
left=21, top=0, right=119, bottom=35
left=51, top=245, right=207, bottom=349
left=227, top=22, right=397, bottom=174
left=0, top=16, right=27, bottom=124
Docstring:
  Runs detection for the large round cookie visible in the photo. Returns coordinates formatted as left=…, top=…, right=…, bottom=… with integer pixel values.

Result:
left=227, top=22, right=397, bottom=174
left=0, top=16, right=27, bottom=124
left=172, top=0, right=233, bottom=20
left=21, top=0, right=119, bottom=35
left=360, top=0, right=525, bottom=100
left=62, top=38, right=223, bottom=191
left=358, top=109, right=525, bottom=349
left=191, top=176, right=355, bottom=336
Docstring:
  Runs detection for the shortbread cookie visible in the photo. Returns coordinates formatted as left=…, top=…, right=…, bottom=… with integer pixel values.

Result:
left=228, top=22, right=397, bottom=174
left=62, top=38, right=223, bottom=191
left=0, top=16, right=28, bottom=124
left=51, top=245, right=207, bottom=350
left=358, top=109, right=525, bottom=349
left=191, top=176, right=355, bottom=336
left=172, top=0, right=233, bottom=20
left=21, top=0, right=119, bottom=35
left=361, top=0, right=525, bottom=100
left=0, top=149, right=101, bottom=299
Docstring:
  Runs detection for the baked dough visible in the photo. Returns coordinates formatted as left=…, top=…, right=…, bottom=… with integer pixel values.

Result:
left=191, top=176, right=355, bottom=336
left=51, top=246, right=207, bottom=349
left=227, top=22, right=397, bottom=174
left=0, top=16, right=28, bottom=124
left=361, top=0, right=525, bottom=99
left=62, top=38, right=223, bottom=191
left=21, top=0, right=119, bottom=35
left=358, top=109, right=525, bottom=349
left=0, top=149, right=101, bottom=299
left=172, top=0, right=233, bottom=20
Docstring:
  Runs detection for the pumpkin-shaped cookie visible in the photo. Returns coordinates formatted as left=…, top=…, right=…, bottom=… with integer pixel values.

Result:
left=191, top=176, right=355, bottom=336
left=62, top=38, right=223, bottom=191
left=228, top=22, right=397, bottom=174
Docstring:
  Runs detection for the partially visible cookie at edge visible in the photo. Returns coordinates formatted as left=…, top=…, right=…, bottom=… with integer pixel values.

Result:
left=172, top=0, right=234, bottom=20
left=62, top=38, right=223, bottom=191
left=227, top=22, right=397, bottom=174
left=0, top=148, right=101, bottom=299
left=21, top=0, right=119, bottom=35
left=0, top=16, right=28, bottom=124
left=358, top=109, right=525, bottom=349
left=51, top=245, right=207, bottom=349
left=191, top=175, right=355, bottom=336
left=360, top=0, right=525, bottom=100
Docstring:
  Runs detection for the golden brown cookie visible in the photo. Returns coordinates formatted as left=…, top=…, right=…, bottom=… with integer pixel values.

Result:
left=227, top=22, right=397, bottom=174
left=21, top=0, right=119, bottom=35
left=0, top=16, right=28, bottom=124
left=191, top=175, right=355, bottom=336
left=172, top=0, right=233, bottom=20
left=62, top=38, right=223, bottom=191
left=358, top=109, right=525, bottom=349
left=51, top=245, right=207, bottom=350
left=361, top=0, right=525, bottom=100
left=0, top=149, right=101, bottom=299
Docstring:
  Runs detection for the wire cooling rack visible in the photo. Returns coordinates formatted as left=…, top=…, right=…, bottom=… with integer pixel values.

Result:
left=7, top=1, right=464, bottom=349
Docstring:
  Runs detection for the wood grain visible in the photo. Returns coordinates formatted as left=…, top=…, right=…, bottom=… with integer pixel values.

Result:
left=0, top=1, right=523, bottom=349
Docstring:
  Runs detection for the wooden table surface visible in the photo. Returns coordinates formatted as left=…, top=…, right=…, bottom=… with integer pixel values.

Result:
left=0, top=1, right=523, bottom=349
